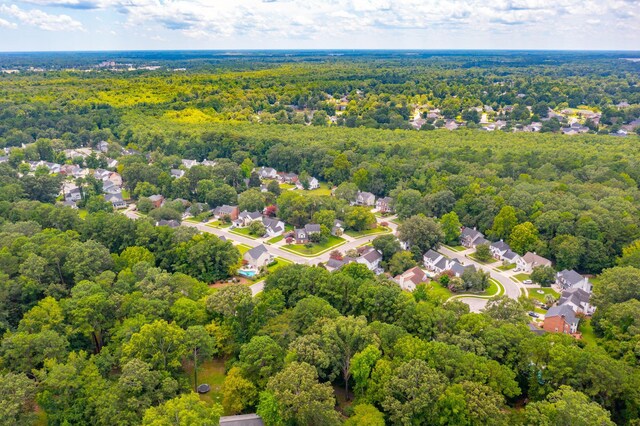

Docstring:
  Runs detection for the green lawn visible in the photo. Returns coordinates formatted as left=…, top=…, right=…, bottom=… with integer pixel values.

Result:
left=236, top=244, right=252, bottom=255
left=183, top=358, right=226, bottom=407
left=426, top=281, right=453, bottom=300
left=468, top=252, right=496, bottom=264
left=528, top=287, right=560, bottom=304
left=485, top=279, right=502, bottom=296
left=283, top=236, right=346, bottom=256
left=279, top=183, right=295, bottom=190
left=230, top=227, right=260, bottom=239
left=121, top=189, right=130, bottom=199
left=497, top=263, right=516, bottom=271
left=267, top=234, right=284, bottom=244
left=206, top=220, right=231, bottom=229
left=184, top=217, right=201, bottom=223
left=513, top=273, right=531, bottom=282
left=305, top=182, right=332, bottom=196
left=344, top=226, right=391, bottom=238
left=579, top=319, right=597, bottom=345
left=444, top=244, right=466, bottom=252
left=267, top=257, right=293, bottom=274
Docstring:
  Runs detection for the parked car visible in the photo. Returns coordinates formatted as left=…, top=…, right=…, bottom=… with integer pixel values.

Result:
left=523, top=279, right=533, bottom=284
left=528, top=311, right=539, bottom=318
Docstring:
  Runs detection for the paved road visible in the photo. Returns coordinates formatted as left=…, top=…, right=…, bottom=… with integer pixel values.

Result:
left=439, top=246, right=523, bottom=300
left=456, top=297, right=489, bottom=313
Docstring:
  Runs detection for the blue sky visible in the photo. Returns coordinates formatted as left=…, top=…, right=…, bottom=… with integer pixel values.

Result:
left=0, top=0, right=638, bottom=51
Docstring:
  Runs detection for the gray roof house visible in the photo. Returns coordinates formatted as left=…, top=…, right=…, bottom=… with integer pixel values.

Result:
left=170, top=169, right=185, bottom=178
left=460, top=227, right=485, bottom=248
left=544, top=305, right=579, bottom=334
left=355, top=191, right=376, bottom=206
left=516, top=252, right=552, bottom=273
left=356, top=246, right=383, bottom=272
left=262, top=217, right=285, bottom=236
left=558, top=288, right=595, bottom=315
left=556, top=269, right=591, bottom=292
left=243, top=244, right=273, bottom=269
left=105, top=193, right=127, bottom=209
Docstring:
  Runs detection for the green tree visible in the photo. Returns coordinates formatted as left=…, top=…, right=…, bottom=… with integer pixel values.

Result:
left=238, top=336, right=285, bottom=388
left=345, top=404, right=385, bottom=426
left=530, top=265, right=556, bottom=287
left=474, top=243, right=493, bottom=262
left=345, top=206, right=376, bottom=231
left=388, top=251, right=417, bottom=276
left=248, top=220, right=266, bottom=237
left=372, top=234, right=401, bottom=261
left=205, top=184, right=237, bottom=208
left=395, top=189, right=424, bottom=219
left=461, top=267, right=490, bottom=292
left=350, top=345, right=381, bottom=396
left=508, top=222, right=541, bottom=255
left=122, top=320, right=187, bottom=372
left=222, top=367, right=258, bottom=415
left=398, top=214, right=444, bottom=254
left=238, top=188, right=266, bottom=212
left=489, top=206, right=518, bottom=240
left=312, top=210, right=337, bottom=231
left=266, top=362, right=341, bottom=425
left=617, top=239, right=640, bottom=268
left=142, top=393, right=222, bottom=426
left=524, top=386, right=614, bottom=426
left=0, top=372, right=37, bottom=425
left=592, top=266, right=640, bottom=309
left=440, top=211, right=462, bottom=245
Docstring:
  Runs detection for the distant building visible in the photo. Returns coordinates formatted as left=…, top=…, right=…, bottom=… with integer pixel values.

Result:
left=460, top=227, right=486, bottom=248
left=376, top=196, right=394, bottom=213
left=395, top=266, right=428, bottom=292
left=294, top=224, right=321, bottom=244
left=105, top=193, right=127, bottom=209
left=356, top=246, right=383, bottom=272
left=516, top=252, right=552, bottom=273
left=170, top=169, right=185, bottom=178
left=148, top=194, right=165, bottom=209
left=556, top=269, right=591, bottom=292
left=558, top=288, right=595, bottom=315
left=256, top=167, right=278, bottom=180
left=543, top=305, right=579, bottom=334
left=243, top=245, right=273, bottom=269
left=213, top=205, right=240, bottom=221
left=354, top=191, right=376, bottom=206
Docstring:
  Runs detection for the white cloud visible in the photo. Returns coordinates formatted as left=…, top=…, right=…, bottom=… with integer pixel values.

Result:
left=0, top=16, right=17, bottom=28
left=0, top=4, right=84, bottom=31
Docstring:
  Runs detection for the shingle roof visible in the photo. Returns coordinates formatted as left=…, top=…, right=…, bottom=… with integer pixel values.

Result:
left=245, top=244, right=269, bottom=260
left=546, top=305, right=578, bottom=325
left=304, top=224, right=321, bottom=233
left=503, top=250, right=519, bottom=260
left=490, top=240, right=510, bottom=251
left=219, top=414, right=264, bottom=426
left=558, top=269, right=585, bottom=286
left=558, top=288, right=591, bottom=308
left=424, top=249, right=442, bottom=262
left=461, top=227, right=483, bottom=240
left=361, top=247, right=382, bottom=263
left=239, top=211, right=262, bottom=220
left=522, top=252, right=552, bottom=267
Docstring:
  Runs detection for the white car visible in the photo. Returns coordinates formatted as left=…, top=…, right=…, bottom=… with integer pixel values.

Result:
left=523, top=279, right=533, bottom=284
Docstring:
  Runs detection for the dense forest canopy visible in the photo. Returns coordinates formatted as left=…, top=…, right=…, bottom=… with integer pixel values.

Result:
left=1, top=51, right=640, bottom=425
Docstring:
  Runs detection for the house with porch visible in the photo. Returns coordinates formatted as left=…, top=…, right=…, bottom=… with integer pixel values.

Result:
left=556, top=269, right=591, bottom=292
left=516, top=252, right=552, bottom=273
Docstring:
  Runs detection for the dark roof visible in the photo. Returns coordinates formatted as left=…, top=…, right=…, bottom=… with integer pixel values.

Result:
left=326, top=258, right=347, bottom=269
left=558, top=269, right=585, bottom=286
left=304, top=224, right=321, bottom=233
left=361, top=247, right=382, bottom=263
left=546, top=305, right=578, bottom=325
left=528, top=323, right=546, bottom=335
left=502, top=250, right=519, bottom=260
left=245, top=244, right=269, bottom=260
left=424, top=249, right=442, bottom=262
left=262, top=217, right=284, bottom=232
left=558, top=288, right=591, bottom=308
left=219, top=414, right=264, bottom=426
left=157, top=219, right=180, bottom=228
left=239, top=211, right=262, bottom=220
left=474, top=237, right=490, bottom=246
left=461, top=227, right=483, bottom=240
left=434, top=257, right=449, bottom=270
left=490, top=240, right=510, bottom=251
left=215, top=205, right=237, bottom=214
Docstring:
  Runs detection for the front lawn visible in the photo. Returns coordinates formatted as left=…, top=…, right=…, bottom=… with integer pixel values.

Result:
left=305, top=182, right=332, bottom=196
left=497, top=263, right=516, bottom=271
left=282, top=236, right=346, bottom=256
left=230, top=227, right=260, bottom=239
left=267, top=257, right=293, bottom=274
left=236, top=244, right=252, bottom=255
left=468, top=252, right=496, bottom=264
left=121, top=189, right=130, bottom=199
left=344, top=226, right=391, bottom=238
left=279, top=183, right=296, bottom=190
left=182, top=358, right=226, bottom=407
left=513, top=273, right=531, bottom=282
left=426, top=281, right=453, bottom=300
left=206, top=220, right=231, bottom=229
left=485, top=279, right=502, bottom=296
left=444, top=244, right=466, bottom=252
left=267, top=234, right=284, bottom=244
left=528, top=287, right=560, bottom=304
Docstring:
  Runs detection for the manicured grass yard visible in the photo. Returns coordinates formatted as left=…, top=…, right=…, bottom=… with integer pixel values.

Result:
left=121, top=189, right=130, bottom=199
left=344, top=226, right=391, bottom=238
left=444, top=244, right=466, bottom=252
left=485, top=279, right=502, bottom=296
left=527, top=287, right=559, bottom=304
left=283, top=236, right=346, bottom=256
left=513, top=273, right=531, bottom=282
left=236, top=244, right=252, bottom=255
left=206, top=220, right=231, bottom=229
left=426, top=281, right=453, bottom=300
left=267, top=234, right=284, bottom=244
left=305, top=182, right=332, bottom=196
left=497, top=263, right=516, bottom=271
left=468, top=252, right=496, bottom=264
left=183, top=358, right=226, bottom=406
left=267, top=257, right=293, bottom=274
left=579, top=318, right=597, bottom=345
left=230, top=227, right=260, bottom=239
left=279, top=183, right=295, bottom=190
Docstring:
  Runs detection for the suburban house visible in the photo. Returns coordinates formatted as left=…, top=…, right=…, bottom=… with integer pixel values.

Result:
left=235, top=211, right=262, bottom=227
left=325, top=256, right=356, bottom=272
left=423, top=249, right=450, bottom=274
left=106, top=172, right=122, bottom=187
left=256, top=167, right=278, bottom=180
left=516, top=252, right=552, bottom=273
left=356, top=246, right=383, bottom=272
left=395, top=266, right=428, bottom=292
left=213, top=205, right=240, bottom=221
left=181, top=159, right=198, bottom=169
left=170, top=169, right=185, bottom=178
left=105, top=193, right=127, bottom=209
left=97, top=141, right=109, bottom=153
left=449, top=260, right=475, bottom=277
left=278, top=172, right=299, bottom=184
left=65, top=187, right=82, bottom=202
left=297, top=176, right=319, bottom=190
left=243, top=245, right=273, bottom=270
left=262, top=217, right=285, bottom=237
left=355, top=191, right=376, bottom=206
left=102, top=180, right=121, bottom=195
left=502, top=250, right=521, bottom=264
left=293, top=224, right=322, bottom=244
left=556, top=269, right=591, bottom=292
left=543, top=305, right=579, bottom=334
left=60, top=200, right=78, bottom=209
left=558, top=288, right=596, bottom=315
left=201, top=160, right=217, bottom=167
left=460, top=227, right=487, bottom=248
left=376, top=197, right=394, bottom=213
left=332, top=219, right=345, bottom=236
left=219, top=413, right=264, bottom=426
left=490, top=240, right=511, bottom=259
left=148, top=194, right=165, bottom=209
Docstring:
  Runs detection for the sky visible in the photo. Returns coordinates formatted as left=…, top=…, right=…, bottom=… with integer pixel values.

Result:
left=0, top=0, right=638, bottom=52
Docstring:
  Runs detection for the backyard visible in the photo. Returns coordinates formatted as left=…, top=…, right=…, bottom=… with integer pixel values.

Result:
left=230, top=227, right=260, bottom=239
left=527, top=287, right=560, bottom=304
left=344, top=226, right=391, bottom=238
left=182, top=358, right=226, bottom=407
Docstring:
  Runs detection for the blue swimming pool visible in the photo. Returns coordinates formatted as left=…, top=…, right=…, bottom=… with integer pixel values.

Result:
left=238, top=269, right=257, bottom=277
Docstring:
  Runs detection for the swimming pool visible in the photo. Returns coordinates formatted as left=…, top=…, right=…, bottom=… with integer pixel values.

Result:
left=238, top=269, right=257, bottom=277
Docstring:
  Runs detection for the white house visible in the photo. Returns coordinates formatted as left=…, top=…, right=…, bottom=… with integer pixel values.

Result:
left=556, top=269, right=591, bottom=292
left=395, top=266, right=428, bottom=292
left=171, top=169, right=185, bottom=178
left=297, top=176, right=319, bottom=190
left=354, top=191, right=376, bottom=206
left=558, top=288, right=595, bottom=315
left=105, top=193, right=127, bottom=209
left=256, top=167, right=278, bottom=180
left=516, top=252, right=552, bottom=273
left=243, top=244, right=273, bottom=269
left=423, top=249, right=449, bottom=274
left=235, top=211, right=262, bottom=227
left=262, top=217, right=285, bottom=237
left=181, top=159, right=198, bottom=169
left=356, top=246, right=383, bottom=272
left=460, top=227, right=487, bottom=248
left=489, top=240, right=511, bottom=259
left=65, top=187, right=83, bottom=202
